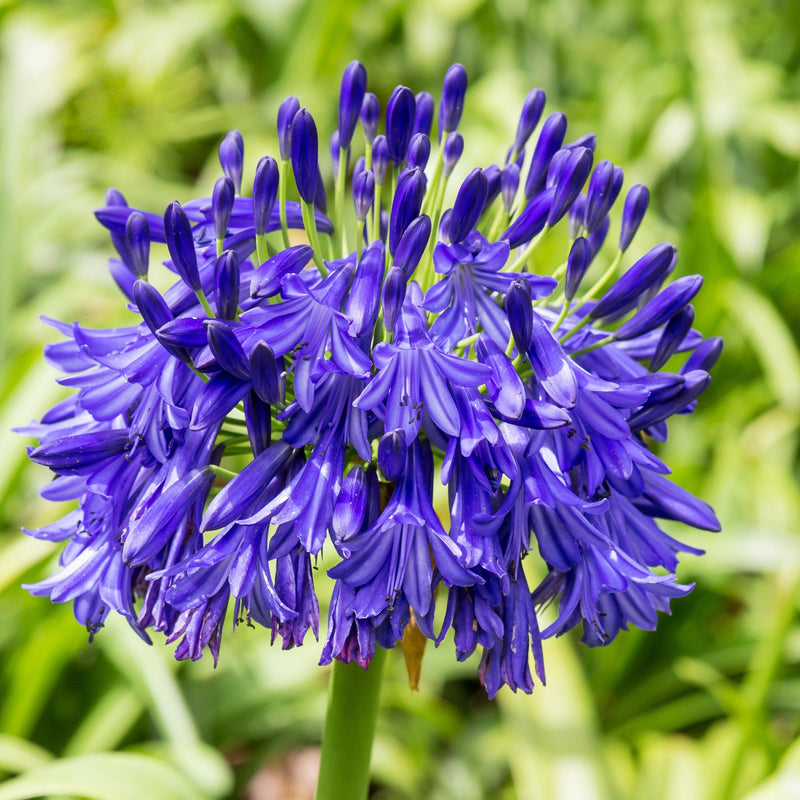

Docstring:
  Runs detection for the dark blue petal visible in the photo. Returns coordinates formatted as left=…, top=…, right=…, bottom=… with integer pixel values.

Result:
left=218, top=130, right=244, bottom=193
left=277, top=96, right=300, bottom=161
left=513, top=87, right=546, bottom=153
left=386, top=86, right=416, bottom=164
left=619, top=184, right=649, bottom=251
left=525, top=112, right=567, bottom=197
left=360, top=92, right=380, bottom=144
left=125, top=211, right=150, bottom=279
left=338, top=61, right=368, bottom=150
left=290, top=108, right=319, bottom=204
left=164, top=201, right=201, bottom=291
left=212, top=177, right=235, bottom=241
left=205, top=320, right=250, bottom=380
left=590, top=243, right=676, bottom=320
left=203, top=442, right=293, bottom=530
left=253, top=156, right=279, bottom=237
left=438, top=63, right=468, bottom=139
left=449, top=168, right=489, bottom=244
left=527, top=310, right=578, bottom=408
left=501, top=187, right=554, bottom=249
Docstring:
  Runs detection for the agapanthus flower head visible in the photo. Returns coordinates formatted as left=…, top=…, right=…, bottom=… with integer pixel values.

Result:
left=21, top=61, right=720, bottom=699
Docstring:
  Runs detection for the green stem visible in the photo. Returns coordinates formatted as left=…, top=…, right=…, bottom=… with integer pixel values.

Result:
left=255, top=233, right=268, bottom=267
left=196, top=289, right=215, bottom=319
left=278, top=160, right=292, bottom=250
left=371, top=181, right=383, bottom=245
left=302, top=201, right=328, bottom=275
left=315, top=649, right=387, bottom=800
left=716, top=573, right=799, bottom=800
left=336, top=149, right=348, bottom=257
left=507, top=225, right=551, bottom=272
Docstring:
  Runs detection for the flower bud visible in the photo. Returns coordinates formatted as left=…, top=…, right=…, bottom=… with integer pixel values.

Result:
left=353, top=156, right=366, bottom=179
left=314, top=166, right=327, bottom=213
left=205, top=319, right=250, bottom=380
left=449, top=168, right=489, bottom=244
left=548, top=146, right=593, bottom=226
left=330, top=130, right=350, bottom=175
left=214, top=250, right=240, bottom=320
left=619, top=184, right=649, bottom=251
left=506, top=278, right=533, bottom=353
left=382, top=266, right=406, bottom=336
left=372, top=135, right=390, bottom=185
left=218, top=130, right=244, bottom=194
left=564, top=237, right=591, bottom=302
left=501, top=163, right=520, bottom=213
left=125, top=210, right=150, bottom=279
left=249, top=341, right=282, bottom=404
left=565, top=132, right=596, bottom=152
left=134, top=279, right=173, bottom=334
left=483, top=164, right=502, bottom=212
left=290, top=108, right=319, bottom=204
left=386, top=85, right=416, bottom=164
left=212, top=176, right=235, bottom=241
left=650, top=306, right=695, bottom=371
left=413, top=91, right=434, bottom=137
left=476, top=335, right=526, bottom=419
left=584, top=160, right=623, bottom=235
left=439, top=209, right=453, bottom=243
left=614, top=275, right=703, bottom=341
left=338, top=60, right=367, bottom=150
left=277, top=95, right=300, bottom=160
left=443, top=131, right=464, bottom=178
left=378, top=429, right=407, bottom=482
left=352, top=169, right=375, bottom=223
left=389, top=167, right=425, bottom=255
left=513, top=88, right=546, bottom=153
left=682, top=336, right=723, bottom=374
left=629, top=368, right=709, bottom=432
left=394, top=214, right=431, bottom=279
left=568, top=194, right=587, bottom=238
left=346, top=241, right=385, bottom=338
left=164, top=200, right=200, bottom=291
left=590, top=243, right=676, bottom=320
left=253, top=156, right=279, bottom=237
left=407, top=133, right=431, bottom=171
left=250, top=244, right=314, bottom=299
left=545, top=148, right=570, bottom=189
left=501, top=186, right=554, bottom=249
left=438, top=63, right=468, bottom=140
left=360, top=92, right=380, bottom=144
left=243, top=391, right=271, bottom=456
left=105, top=187, right=127, bottom=206
left=588, top=215, right=609, bottom=260
left=525, top=112, right=567, bottom=198
left=332, top=465, right=369, bottom=539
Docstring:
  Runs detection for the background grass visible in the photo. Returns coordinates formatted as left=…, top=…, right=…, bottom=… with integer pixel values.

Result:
left=1, top=0, right=799, bottom=797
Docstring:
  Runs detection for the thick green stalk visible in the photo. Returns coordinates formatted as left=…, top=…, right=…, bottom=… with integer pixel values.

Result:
left=315, top=648, right=387, bottom=800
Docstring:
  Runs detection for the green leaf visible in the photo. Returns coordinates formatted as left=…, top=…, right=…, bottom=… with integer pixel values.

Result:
left=723, top=280, right=800, bottom=411
left=0, top=734, right=51, bottom=774
left=0, top=753, right=211, bottom=800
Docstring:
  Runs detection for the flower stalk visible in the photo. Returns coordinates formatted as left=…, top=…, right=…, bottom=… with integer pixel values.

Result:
left=316, top=648, right=387, bottom=800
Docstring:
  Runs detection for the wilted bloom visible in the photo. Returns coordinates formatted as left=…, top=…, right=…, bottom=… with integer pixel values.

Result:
left=21, top=60, right=720, bottom=699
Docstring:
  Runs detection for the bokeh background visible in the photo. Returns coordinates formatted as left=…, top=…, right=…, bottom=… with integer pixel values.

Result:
left=1, top=0, right=799, bottom=797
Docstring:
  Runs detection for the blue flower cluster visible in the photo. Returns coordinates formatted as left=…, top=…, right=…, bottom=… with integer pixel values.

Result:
left=22, top=62, right=721, bottom=697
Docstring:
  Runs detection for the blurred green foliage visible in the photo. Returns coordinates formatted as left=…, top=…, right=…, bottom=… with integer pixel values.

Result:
left=1, top=0, right=799, bottom=797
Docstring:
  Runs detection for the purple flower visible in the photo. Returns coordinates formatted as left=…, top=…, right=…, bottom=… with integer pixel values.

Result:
left=21, top=62, right=721, bottom=698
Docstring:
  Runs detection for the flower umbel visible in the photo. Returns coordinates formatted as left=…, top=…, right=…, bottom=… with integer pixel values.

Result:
left=21, top=62, right=721, bottom=698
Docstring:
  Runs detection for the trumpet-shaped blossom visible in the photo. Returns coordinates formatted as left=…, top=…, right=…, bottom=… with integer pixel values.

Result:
left=20, top=61, right=720, bottom=697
